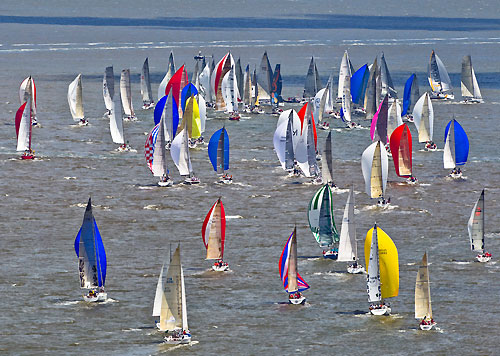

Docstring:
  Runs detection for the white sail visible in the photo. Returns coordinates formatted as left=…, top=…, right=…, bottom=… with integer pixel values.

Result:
left=387, top=102, right=402, bottom=140
left=152, top=264, right=165, bottom=317
left=68, top=74, right=84, bottom=121
left=103, top=66, right=114, bottom=113
left=273, top=120, right=288, bottom=169
left=435, top=53, right=452, bottom=92
left=120, top=69, right=135, bottom=118
left=338, top=186, right=357, bottom=262
left=380, top=53, right=397, bottom=99
left=361, top=141, right=388, bottom=198
left=141, top=57, right=154, bottom=106
left=412, top=93, right=433, bottom=143
left=468, top=190, right=485, bottom=253
left=158, top=52, right=175, bottom=101
left=180, top=264, right=188, bottom=331
left=16, top=98, right=32, bottom=151
left=152, top=116, right=168, bottom=177
left=162, top=93, right=176, bottom=143
left=321, top=131, right=333, bottom=184
left=313, top=88, right=326, bottom=123
left=367, top=226, right=382, bottom=303
left=159, top=245, right=183, bottom=332
left=471, top=68, right=482, bottom=99
left=197, top=94, right=207, bottom=135
left=429, top=51, right=453, bottom=94
left=198, top=62, right=211, bottom=100
left=337, top=51, right=351, bottom=100
left=415, top=252, right=432, bottom=319
left=443, top=121, right=456, bottom=169
left=170, top=127, right=192, bottom=176
left=109, top=97, right=125, bottom=144
left=19, top=77, right=37, bottom=119
left=342, top=74, right=352, bottom=122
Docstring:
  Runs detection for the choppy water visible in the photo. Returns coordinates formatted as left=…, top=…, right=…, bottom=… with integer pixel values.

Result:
left=1, top=2, right=499, bottom=355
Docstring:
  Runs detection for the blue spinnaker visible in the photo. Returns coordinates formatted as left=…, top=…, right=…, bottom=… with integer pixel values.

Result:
left=351, top=64, right=369, bottom=105
left=208, top=127, right=230, bottom=172
left=444, top=119, right=469, bottom=166
left=402, top=74, right=415, bottom=116
left=153, top=95, right=179, bottom=138
left=181, top=83, right=198, bottom=113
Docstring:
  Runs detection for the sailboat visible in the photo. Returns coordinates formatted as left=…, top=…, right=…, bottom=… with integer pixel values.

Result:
left=208, top=127, right=232, bottom=184
left=337, top=51, right=353, bottom=102
left=145, top=116, right=173, bottom=186
left=313, top=85, right=329, bottom=130
left=221, top=65, right=241, bottom=120
left=428, top=50, right=454, bottom=100
left=158, top=52, right=175, bottom=102
left=109, top=96, right=131, bottom=151
left=257, top=51, right=273, bottom=104
left=461, top=55, right=483, bottom=103
left=68, top=74, right=87, bottom=126
left=271, top=63, right=283, bottom=108
left=179, top=93, right=202, bottom=148
left=443, top=118, right=469, bottom=178
left=170, top=121, right=200, bottom=184
left=365, top=223, right=399, bottom=315
left=274, top=109, right=300, bottom=175
left=120, top=69, right=137, bottom=121
left=202, top=198, right=228, bottom=271
left=74, top=198, right=107, bottom=302
left=364, top=57, right=379, bottom=121
left=212, top=52, right=234, bottom=111
left=370, top=95, right=389, bottom=145
left=387, top=101, right=402, bottom=141
left=379, top=53, right=397, bottom=100
left=361, top=141, right=389, bottom=207
left=19, top=76, right=38, bottom=126
left=321, top=131, right=336, bottom=186
left=389, top=123, right=417, bottom=183
left=157, top=244, right=191, bottom=344
left=468, top=190, right=491, bottom=262
left=338, top=186, right=365, bottom=273
left=141, top=58, right=155, bottom=109
left=279, top=227, right=310, bottom=304
left=412, top=92, right=436, bottom=151
left=15, top=94, right=35, bottom=159
left=402, top=74, right=419, bottom=120
left=307, top=184, right=339, bottom=259
left=296, top=101, right=320, bottom=181
left=154, top=93, right=180, bottom=149
left=103, top=66, right=114, bottom=117
left=303, top=56, right=322, bottom=99
left=341, top=74, right=359, bottom=129
left=415, top=252, right=437, bottom=330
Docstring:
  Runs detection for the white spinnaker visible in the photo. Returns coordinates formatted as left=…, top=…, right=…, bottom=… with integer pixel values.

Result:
left=273, top=121, right=288, bottom=169
left=387, top=101, right=402, bottom=140
left=412, top=93, right=433, bottom=143
left=313, top=88, right=326, bottom=124
left=152, top=117, right=168, bottom=177
left=171, top=127, right=192, bottom=176
left=443, top=121, right=456, bottom=169
left=16, top=99, right=31, bottom=151
left=68, top=74, right=84, bottom=121
left=367, top=227, right=381, bottom=303
left=361, top=141, right=388, bottom=198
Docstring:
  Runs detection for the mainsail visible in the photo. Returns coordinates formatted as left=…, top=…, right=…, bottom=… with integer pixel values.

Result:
left=379, top=53, right=397, bottom=99
left=415, top=252, right=432, bottom=319
left=338, top=186, right=357, bottom=262
left=370, top=95, right=389, bottom=143
left=402, top=74, right=419, bottom=116
left=461, top=55, right=482, bottom=100
left=321, top=131, right=334, bottom=184
left=304, top=57, right=321, bottom=98
left=159, top=245, right=184, bottom=332
left=468, top=190, right=485, bottom=252
left=109, top=97, right=125, bottom=144
left=103, top=66, right=114, bottom=113
left=428, top=50, right=453, bottom=94
left=202, top=198, right=226, bottom=260
left=158, top=52, right=175, bottom=101
left=120, top=69, right=135, bottom=119
left=170, top=125, right=193, bottom=177
left=141, top=57, right=154, bottom=107
left=257, top=51, right=273, bottom=100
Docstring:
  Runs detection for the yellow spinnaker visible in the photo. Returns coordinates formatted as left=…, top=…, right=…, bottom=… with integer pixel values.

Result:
left=364, top=226, right=399, bottom=299
left=181, top=95, right=201, bottom=139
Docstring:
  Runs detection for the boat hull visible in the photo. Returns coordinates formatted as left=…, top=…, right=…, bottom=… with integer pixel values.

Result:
left=212, top=264, right=229, bottom=272
left=419, top=322, right=436, bottom=331
left=164, top=334, right=191, bottom=344
left=158, top=180, right=173, bottom=187
left=83, top=292, right=107, bottom=303
left=289, top=296, right=306, bottom=305
left=476, top=255, right=491, bottom=263
left=369, top=305, right=391, bottom=315
left=347, top=265, right=365, bottom=274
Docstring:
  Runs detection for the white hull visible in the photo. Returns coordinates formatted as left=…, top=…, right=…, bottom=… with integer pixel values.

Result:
left=449, top=172, right=463, bottom=179
left=212, top=264, right=229, bottom=272
left=419, top=322, right=436, bottom=331
left=158, top=179, right=173, bottom=187
left=164, top=334, right=191, bottom=344
left=289, top=296, right=306, bottom=305
left=460, top=98, right=483, bottom=104
left=347, top=265, right=365, bottom=274
left=142, top=102, right=155, bottom=110
left=83, top=292, right=107, bottom=302
left=476, top=255, right=491, bottom=263
left=369, top=305, right=391, bottom=315
left=116, top=144, right=131, bottom=152
left=184, top=177, right=200, bottom=185
left=219, top=177, right=233, bottom=184
left=430, top=92, right=454, bottom=100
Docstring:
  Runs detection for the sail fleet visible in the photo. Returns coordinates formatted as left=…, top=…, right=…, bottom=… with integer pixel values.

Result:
left=12, top=46, right=491, bottom=346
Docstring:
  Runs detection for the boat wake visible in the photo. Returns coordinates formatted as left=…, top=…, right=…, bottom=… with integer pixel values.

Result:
left=226, top=215, right=243, bottom=219
left=55, top=300, right=80, bottom=306
left=64, top=176, right=77, bottom=180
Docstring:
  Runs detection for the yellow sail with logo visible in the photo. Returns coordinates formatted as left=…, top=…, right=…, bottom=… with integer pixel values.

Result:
left=180, top=95, right=201, bottom=139
left=364, top=226, right=399, bottom=299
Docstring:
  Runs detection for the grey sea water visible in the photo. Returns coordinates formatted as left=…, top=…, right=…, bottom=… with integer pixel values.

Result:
left=1, top=1, right=499, bottom=355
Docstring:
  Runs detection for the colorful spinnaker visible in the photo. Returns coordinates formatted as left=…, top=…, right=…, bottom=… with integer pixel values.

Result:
left=279, top=227, right=310, bottom=294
